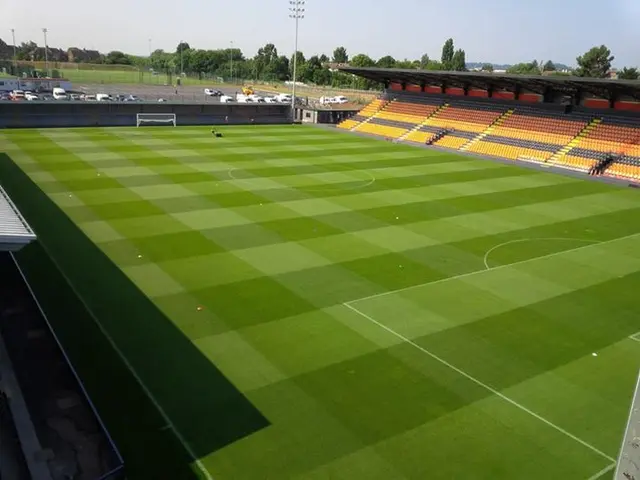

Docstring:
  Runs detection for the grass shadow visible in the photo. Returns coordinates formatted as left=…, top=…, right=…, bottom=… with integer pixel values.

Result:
left=0, top=153, right=270, bottom=479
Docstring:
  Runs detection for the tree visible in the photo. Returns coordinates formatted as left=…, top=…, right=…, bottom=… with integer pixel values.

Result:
left=319, top=54, right=329, bottom=64
left=350, top=54, right=375, bottom=68
left=377, top=55, right=396, bottom=69
left=451, top=49, right=466, bottom=71
left=506, top=60, right=540, bottom=75
left=289, top=51, right=306, bottom=79
left=105, top=50, right=131, bottom=65
left=618, top=67, right=639, bottom=80
left=441, top=38, right=454, bottom=69
left=396, top=59, right=419, bottom=69
left=481, top=63, right=494, bottom=72
left=575, top=45, right=614, bottom=78
left=313, top=67, right=332, bottom=85
left=425, top=60, right=444, bottom=70
left=542, top=60, right=556, bottom=72
left=176, top=42, right=191, bottom=54
left=254, top=43, right=279, bottom=79
left=420, top=54, right=430, bottom=69
left=264, top=55, right=289, bottom=81
left=332, top=46, right=348, bottom=63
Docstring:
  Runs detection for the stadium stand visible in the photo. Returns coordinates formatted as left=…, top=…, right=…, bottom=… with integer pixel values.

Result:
left=0, top=189, right=124, bottom=479
left=337, top=67, right=640, bottom=184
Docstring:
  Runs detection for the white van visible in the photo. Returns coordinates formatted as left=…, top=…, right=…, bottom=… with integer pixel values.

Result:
left=52, top=87, right=67, bottom=100
left=275, top=94, right=292, bottom=103
left=96, top=93, right=110, bottom=102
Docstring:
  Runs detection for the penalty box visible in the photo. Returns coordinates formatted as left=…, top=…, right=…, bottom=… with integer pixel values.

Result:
left=346, top=234, right=640, bottom=342
left=344, top=236, right=640, bottom=473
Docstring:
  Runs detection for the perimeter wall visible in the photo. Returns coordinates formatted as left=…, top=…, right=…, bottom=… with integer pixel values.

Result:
left=0, top=102, right=291, bottom=128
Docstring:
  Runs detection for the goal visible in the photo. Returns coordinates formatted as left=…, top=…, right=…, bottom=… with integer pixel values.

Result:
left=136, top=113, right=177, bottom=127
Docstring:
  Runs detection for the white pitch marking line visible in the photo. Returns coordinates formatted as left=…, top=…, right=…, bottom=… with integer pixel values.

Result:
left=629, top=332, right=640, bottom=342
left=483, top=237, right=599, bottom=270
left=343, top=302, right=615, bottom=463
left=585, top=463, right=616, bottom=480
left=346, top=232, right=640, bottom=306
left=613, top=370, right=640, bottom=480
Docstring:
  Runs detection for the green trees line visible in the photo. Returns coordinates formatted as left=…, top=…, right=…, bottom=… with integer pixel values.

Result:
left=1, top=36, right=638, bottom=87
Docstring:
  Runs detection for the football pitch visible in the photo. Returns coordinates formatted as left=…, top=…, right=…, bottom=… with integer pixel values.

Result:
left=1, top=125, right=639, bottom=479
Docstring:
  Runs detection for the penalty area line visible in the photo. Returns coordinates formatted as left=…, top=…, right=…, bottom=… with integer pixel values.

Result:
left=586, top=463, right=616, bottom=480
left=343, top=302, right=615, bottom=464
left=346, top=232, right=640, bottom=306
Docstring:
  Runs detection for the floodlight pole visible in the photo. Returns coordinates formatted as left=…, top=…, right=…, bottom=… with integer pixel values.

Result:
left=289, top=0, right=304, bottom=122
left=11, top=29, right=17, bottom=75
left=230, top=41, right=234, bottom=84
left=180, top=39, right=184, bottom=78
left=42, top=28, right=49, bottom=77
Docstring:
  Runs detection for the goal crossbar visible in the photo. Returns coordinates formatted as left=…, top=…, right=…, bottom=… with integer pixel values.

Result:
left=136, top=113, right=176, bottom=127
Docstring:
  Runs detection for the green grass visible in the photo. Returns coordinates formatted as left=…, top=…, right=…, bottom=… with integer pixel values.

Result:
left=0, top=125, right=639, bottom=479
left=57, top=68, right=217, bottom=86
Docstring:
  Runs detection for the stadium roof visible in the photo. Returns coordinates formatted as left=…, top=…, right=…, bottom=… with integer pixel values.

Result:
left=0, top=186, right=35, bottom=251
left=338, top=67, right=640, bottom=100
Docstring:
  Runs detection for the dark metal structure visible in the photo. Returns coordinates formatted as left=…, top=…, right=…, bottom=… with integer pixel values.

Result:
left=339, top=67, right=640, bottom=104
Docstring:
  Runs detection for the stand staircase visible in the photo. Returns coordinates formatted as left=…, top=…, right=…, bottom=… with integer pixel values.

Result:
left=459, top=109, right=514, bottom=152
left=547, top=117, right=601, bottom=164
left=398, top=104, right=448, bottom=143
left=350, top=99, right=389, bottom=132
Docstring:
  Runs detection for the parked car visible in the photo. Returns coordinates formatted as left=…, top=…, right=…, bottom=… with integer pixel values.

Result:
left=10, top=90, right=25, bottom=100
left=204, top=88, right=223, bottom=96
left=25, top=92, right=39, bottom=101
left=41, top=94, right=53, bottom=101
left=53, top=87, right=68, bottom=100
left=96, top=93, right=110, bottom=102
left=123, top=95, right=140, bottom=102
left=275, top=93, right=292, bottom=103
left=69, top=94, right=82, bottom=101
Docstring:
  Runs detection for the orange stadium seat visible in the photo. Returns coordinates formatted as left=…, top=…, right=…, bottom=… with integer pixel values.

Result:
left=339, top=90, right=640, bottom=184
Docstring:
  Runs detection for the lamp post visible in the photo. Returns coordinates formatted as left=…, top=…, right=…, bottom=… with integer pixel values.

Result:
left=42, top=28, right=49, bottom=77
left=230, top=41, right=234, bottom=84
left=11, top=29, right=17, bottom=75
left=289, top=0, right=304, bottom=122
left=179, top=39, right=184, bottom=78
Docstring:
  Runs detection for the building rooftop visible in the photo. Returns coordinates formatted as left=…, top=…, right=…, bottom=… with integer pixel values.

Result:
left=0, top=186, right=36, bottom=251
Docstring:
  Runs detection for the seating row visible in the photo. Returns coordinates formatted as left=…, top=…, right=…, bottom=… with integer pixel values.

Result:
left=337, top=97, right=640, bottom=183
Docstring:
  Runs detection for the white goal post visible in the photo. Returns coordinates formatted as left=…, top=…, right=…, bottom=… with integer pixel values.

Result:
left=136, top=113, right=177, bottom=127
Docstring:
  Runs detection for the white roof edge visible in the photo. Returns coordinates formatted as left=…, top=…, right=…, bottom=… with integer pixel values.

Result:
left=0, top=186, right=36, bottom=244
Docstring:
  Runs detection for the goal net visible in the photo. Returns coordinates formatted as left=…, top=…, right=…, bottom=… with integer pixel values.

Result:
left=136, top=113, right=176, bottom=127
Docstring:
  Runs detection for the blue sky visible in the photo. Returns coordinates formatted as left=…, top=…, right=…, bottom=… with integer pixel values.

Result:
left=4, top=0, right=640, bottom=67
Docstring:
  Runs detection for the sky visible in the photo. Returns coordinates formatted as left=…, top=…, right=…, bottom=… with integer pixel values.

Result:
left=3, top=0, right=640, bottom=68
